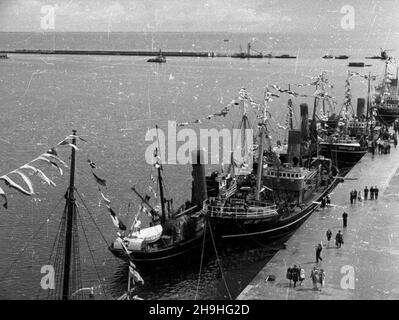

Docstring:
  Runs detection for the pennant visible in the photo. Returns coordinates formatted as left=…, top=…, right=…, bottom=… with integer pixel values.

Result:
left=92, top=172, right=106, bottom=187
left=87, top=159, right=96, bottom=169
left=0, top=175, right=32, bottom=196
left=0, top=186, right=7, bottom=209
left=107, top=206, right=127, bottom=230
left=100, top=192, right=111, bottom=206
left=129, top=261, right=144, bottom=285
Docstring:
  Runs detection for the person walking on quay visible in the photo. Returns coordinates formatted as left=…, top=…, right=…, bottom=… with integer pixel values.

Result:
left=326, top=195, right=331, bottom=206
left=319, top=269, right=326, bottom=290
left=364, top=186, right=369, bottom=200
left=286, top=266, right=293, bottom=287
left=394, top=135, right=398, bottom=148
left=310, top=267, right=319, bottom=291
left=336, top=230, right=344, bottom=248
left=342, top=211, right=348, bottom=227
left=375, top=186, right=379, bottom=200
left=326, top=229, right=332, bottom=247
left=299, top=266, right=305, bottom=286
left=320, top=197, right=326, bottom=208
left=316, top=242, right=323, bottom=263
left=370, top=186, right=375, bottom=200
left=357, top=190, right=362, bottom=202
left=292, top=265, right=299, bottom=288
left=350, top=190, right=354, bottom=205
left=353, top=189, right=357, bottom=204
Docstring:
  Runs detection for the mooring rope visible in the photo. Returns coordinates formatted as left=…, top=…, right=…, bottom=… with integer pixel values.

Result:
left=194, top=217, right=207, bottom=300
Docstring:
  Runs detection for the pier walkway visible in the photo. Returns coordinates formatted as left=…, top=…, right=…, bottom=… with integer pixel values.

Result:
left=238, top=145, right=399, bottom=300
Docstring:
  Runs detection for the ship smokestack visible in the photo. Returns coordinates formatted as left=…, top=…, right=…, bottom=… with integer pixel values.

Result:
left=191, top=150, right=207, bottom=207
left=357, top=98, right=365, bottom=118
left=300, top=103, right=309, bottom=141
left=287, top=130, right=302, bottom=166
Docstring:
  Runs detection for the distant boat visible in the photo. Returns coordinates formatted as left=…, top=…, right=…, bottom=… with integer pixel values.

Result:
left=322, top=54, right=333, bottom=59
left=366, top=48, right=393, bottom=60
left=335, top=55, right=349, bottom=60
left=274, top=54, right=296, bottom=59
left=348, top=62, right=366, bottom=67
left=0, top=53, right=8, bottom=59
left=147, top=50, right=166, bottom=63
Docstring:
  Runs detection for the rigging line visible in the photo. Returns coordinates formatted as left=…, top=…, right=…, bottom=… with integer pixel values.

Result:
left=194, top=217, right=207, bottom=300
left=0, top=195, right=65, bottom=283
left=207, top=217, right=232, bottom=300
left=74, top=188, right=110, bottom=247
left=76, top=205, right=108, bottom=300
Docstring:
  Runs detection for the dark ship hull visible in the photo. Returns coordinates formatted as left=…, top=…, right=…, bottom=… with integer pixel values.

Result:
left=109, top=231, right=205, bottom=264
left=374, top=107, right=399, bottom=125
left=207, top=178, right=338, bottom=239
left=319, top=142, right=368, bottom=168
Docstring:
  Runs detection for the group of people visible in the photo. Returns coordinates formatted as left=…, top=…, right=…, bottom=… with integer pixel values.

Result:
left=286, top=265, right=305, bottom=288
left=286, top=264, right=326, bottom=291
left=376, top=139, right=391, bottom=154
left=350, top=186, right=379, bottom=204
left=363, top=186, right=379, bottom=200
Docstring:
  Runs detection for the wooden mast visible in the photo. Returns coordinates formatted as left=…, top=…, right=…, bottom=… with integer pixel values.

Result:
left=62, top=130, right=77, bottom=300
left=155, top=125, right=166, bottom=223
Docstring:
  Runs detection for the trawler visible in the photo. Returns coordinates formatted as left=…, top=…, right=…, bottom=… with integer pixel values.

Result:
left=109, top=136, right=206, bottom=264
left=204, top=91, right=339, bottom=239
left=374, top=60, right=399, bottom=125
left=314, top=72, right=369, bottom=169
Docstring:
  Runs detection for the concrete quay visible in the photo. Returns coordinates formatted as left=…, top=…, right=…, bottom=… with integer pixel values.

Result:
left=238, top=145, right=399, bottom=300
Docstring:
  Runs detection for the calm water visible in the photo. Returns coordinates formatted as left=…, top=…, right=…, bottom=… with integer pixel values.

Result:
left=0, top=32, right=397, bottom=299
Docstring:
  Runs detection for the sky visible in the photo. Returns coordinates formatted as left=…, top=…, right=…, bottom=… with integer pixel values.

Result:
left=0, top=0, right=398, bottom=33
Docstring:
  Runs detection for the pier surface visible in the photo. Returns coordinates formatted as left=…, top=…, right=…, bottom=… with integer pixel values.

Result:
left=238, top=146, right=399, bottom=300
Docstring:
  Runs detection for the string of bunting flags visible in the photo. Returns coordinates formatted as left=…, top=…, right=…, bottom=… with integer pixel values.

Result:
left=0, top=134, right=86, bottom=209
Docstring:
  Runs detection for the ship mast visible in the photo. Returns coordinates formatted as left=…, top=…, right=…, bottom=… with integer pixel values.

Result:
left=62, top=130, right=77, bottom=300
left=255, top=91, right=269, bottom=201
left=155, top=125, right=166, bottom=223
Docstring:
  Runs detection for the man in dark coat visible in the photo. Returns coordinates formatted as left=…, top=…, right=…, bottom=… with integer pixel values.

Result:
left=336, top=230, right=344, bottom=248
left=316, top=243, right=323, bottom=263
left=374, top=186, right=379, bottom=200
left=370, top=186, right=375, bottom=200
left=364, top=186, right=369, bottom=200
left=342, top=212, right=348, bottom=227
left=292, top=265, right=300, bottom=288
left=353, top=190, right=357, bottom=204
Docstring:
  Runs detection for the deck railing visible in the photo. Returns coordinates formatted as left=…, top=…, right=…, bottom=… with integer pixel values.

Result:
left=205, top=200, right=278, bottom=218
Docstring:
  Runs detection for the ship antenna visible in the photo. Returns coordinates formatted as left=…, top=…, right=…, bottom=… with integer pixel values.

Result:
left=62, top=130, right=77, bottom=300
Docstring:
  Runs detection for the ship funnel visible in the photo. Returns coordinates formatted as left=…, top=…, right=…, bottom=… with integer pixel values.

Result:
left=191, top=150, right=208, bottom=207
left=300, top=103, right=309, bottom=141
left=357, top=98, right=365, bottom=118
left=287, top=130, right=302, bottom=166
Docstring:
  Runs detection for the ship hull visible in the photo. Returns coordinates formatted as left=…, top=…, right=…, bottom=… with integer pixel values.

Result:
left=109, top=231, right=206, bottom=264
left=375, top=107, right=399, bottom=125
left=319, top=143, right=368, bottom=168
left=207, top=179, right=339, bottom=239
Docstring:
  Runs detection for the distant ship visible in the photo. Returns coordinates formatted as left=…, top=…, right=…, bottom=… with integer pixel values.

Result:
left=366, top=48, right=393, bottom=60
left=147, top=50, right=166, bottom=63
left=204, top=91, right=339, bottom=239
left=374, top=60, right=399, bottom=125
left=322, top=54, right=333, bottom=59
left=335, top=55, right=349, bottom=60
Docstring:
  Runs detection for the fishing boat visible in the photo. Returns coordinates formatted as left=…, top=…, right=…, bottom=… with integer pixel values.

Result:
left=322, top=54, right=333, bottom=59
left=231, top=43, right=263, bottom=58
left=373, top=60, right=399, bottom=125
left=147, top=49, right=166, bottom=63
left=274, top=54, right=296, bottom=59
left=365, top=48, right=393, bottom=60
left=335, top=55, right=349, bottom=60
left=318, top=73, right=369, bottom=168
left=204, top=91, right=340, bottom=239
left=109, top=137, right=206, bottom=264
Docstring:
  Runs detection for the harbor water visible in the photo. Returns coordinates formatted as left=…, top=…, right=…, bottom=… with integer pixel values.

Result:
left=0, top=32, right=397, bottom=299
